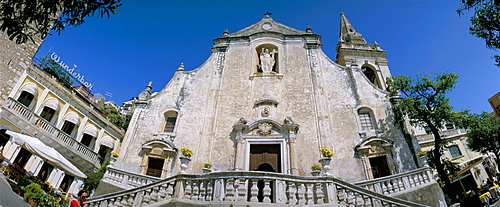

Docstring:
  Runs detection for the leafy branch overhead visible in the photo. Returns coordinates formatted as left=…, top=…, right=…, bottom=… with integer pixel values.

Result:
left=458, top=0, right=500, bottom=67
left=0, top=0, right=122, bottom=44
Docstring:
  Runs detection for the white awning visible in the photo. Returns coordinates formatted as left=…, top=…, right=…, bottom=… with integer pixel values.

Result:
left=6, top=130, right=86, bottom=179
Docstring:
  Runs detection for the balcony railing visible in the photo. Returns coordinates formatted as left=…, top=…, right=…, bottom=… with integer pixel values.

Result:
left=88, top=171, right=429, bottom=207
left=5, top=97, right=101, bottom=166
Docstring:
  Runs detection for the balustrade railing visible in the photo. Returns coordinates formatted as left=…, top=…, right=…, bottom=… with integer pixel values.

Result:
left=354, top=167, right=434, bottom=196
left=103, top=167, right=160, bottom=189
left=5, top=97, right=101, bottom=166
left=88, top=171, right=429, bottom=207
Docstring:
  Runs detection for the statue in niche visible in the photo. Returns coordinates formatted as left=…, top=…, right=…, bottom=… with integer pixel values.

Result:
left=259, top=48, right=277, bottom=73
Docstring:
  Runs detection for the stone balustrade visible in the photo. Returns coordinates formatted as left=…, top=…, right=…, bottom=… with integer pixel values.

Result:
left=6, top=97, right=101, bottom=166
left=88, top=171, right=429, bottom=207
left=354, top=167, right=434, bottom=195
left=103, top=166, right=160, bottom=189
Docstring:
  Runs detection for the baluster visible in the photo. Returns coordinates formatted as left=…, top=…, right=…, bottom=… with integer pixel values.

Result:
left=304, top=182, right=313, bottom=204
left=250, top=179, right=259, bottom=202
left=408, top=174, right=415, bottom=187
left=192, top=180, right=199, bottom=200
left=150, top=186, right=159, bottom=204
left=184, top=180, right=192, bottom=200
left=297, top=182, right=306, bottom=205
left=287, top=181, right=297, bottom=204
left=417, top=172, right=424, bottom=185
left=142, top=189, right=151, bottom=205
left=315, top=182, right=324, bottom=204
left=127, top=194, right=135, bottom=205
left=167, top=181, right=175, bottom=198
left=121, top=195, right=129, bottom=206
left=398, top=178, right=405, bottom=191
left=158, top=184, right=167, bottom=201
left=206, top=180, right=213, bottom=201
left=387, top=180, right=394, bottom=194
left=114, top=197, right=122, bottom=207
left=224, top=178, right=235, bottom=201
left=199, top=180, right=206, bottom=201
left=263, top=179, right=272, bottom=203
left=337, top=188, right=347, bottom=205
left=237, top=178, right=247, bottom=202
left=381, top=181, right=388, bottom=195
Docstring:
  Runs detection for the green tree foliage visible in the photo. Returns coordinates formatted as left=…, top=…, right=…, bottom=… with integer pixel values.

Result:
left=0, top=0, right=121, bottom=44
left=387, top=72, right=459, bottom=196
left=458, top=0, right=500, bottom=67
left=41, top=57, right=74, bottom=86
left=84, top=159, right=110, bottom=192
left=23, top=183, right=44, bottom=202
left=455, top=111, right=500, bottom=171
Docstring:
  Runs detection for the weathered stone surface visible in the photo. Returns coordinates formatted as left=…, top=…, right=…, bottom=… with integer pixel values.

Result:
left=114, top=15, right=419, bottom=184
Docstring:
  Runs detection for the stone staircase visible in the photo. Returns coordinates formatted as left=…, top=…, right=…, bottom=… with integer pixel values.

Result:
left=87, top=167, right=438, bottom=206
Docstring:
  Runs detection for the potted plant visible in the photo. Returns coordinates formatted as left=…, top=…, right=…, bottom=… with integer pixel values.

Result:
left=179, top=147, right=193, bottom=174
left=319, top=147, right=334, bottom=158
left=311, top=164, right=322, bottom=176
left=23, top=183, right=44, bottom=207
left=202, top=162, right=212, bottom=173
left=319, top=147, right=334, bottom=175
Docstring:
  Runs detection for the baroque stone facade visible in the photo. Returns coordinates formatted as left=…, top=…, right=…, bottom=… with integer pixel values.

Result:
left=113, top=13, right=420, bottom=183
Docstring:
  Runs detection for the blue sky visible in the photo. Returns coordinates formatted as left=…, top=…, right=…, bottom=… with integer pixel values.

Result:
left=35, top=0, right=500, bottom=114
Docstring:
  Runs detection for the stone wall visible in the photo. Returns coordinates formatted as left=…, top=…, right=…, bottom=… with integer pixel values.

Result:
left=0, top=31, right=44, bottom=106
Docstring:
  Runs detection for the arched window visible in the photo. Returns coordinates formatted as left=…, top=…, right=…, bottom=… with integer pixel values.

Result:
left=163, top=111, right=178, bottom=133
left=39, top=98, right=60, bottom=123
left=256, top=44, right=279, bottom=74
left=17, top=82, right=39, bottom=108
left=81, top=125, right=98, bottom=148
left=361, top=66, right=381, bottom=88
left=17, top=91, right=35, bottom=107
left=358, top=108, right=376, bottom=130
left=61, top=112, right=80, bottom=137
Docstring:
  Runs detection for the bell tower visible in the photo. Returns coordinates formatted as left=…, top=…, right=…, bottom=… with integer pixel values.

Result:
left=336, top=13, right=391, bottom=90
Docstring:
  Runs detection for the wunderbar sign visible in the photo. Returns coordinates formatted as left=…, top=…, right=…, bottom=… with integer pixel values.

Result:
left=50, top=52, right=94, bottom=90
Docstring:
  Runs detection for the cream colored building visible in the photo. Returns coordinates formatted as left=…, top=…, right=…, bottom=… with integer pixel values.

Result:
left=0, top=42, right=125, bottom=196
left=415, top=125, right=497, bottom=196
left=91, top=14, right=446, bottom=206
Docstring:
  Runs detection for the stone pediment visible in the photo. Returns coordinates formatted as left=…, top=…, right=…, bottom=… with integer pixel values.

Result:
left=356, top=137, right=393, bottom=155
left=142, top=139, right=176, bottom=153
left=226, top=16, right=307, bottom=38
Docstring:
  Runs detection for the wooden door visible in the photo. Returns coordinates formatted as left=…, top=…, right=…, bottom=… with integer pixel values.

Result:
left=369, top=156, right=391, bottom=178
left=249, top=144, right=281, bottom=173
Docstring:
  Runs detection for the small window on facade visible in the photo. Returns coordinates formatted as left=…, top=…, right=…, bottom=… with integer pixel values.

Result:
left=448, top=145, right=462, bottom=158
left=358, top=108, right=375, bottom=130
left=17, top=91, right=35, bottom=107
left=40, top=106, right=56, bottom=122
left=61, top=121, right=76, bottom=136
left=163, top=111, right=178, bottom=133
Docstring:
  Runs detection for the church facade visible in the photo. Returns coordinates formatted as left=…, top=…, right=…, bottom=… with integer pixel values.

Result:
left=113, top=13, right=420, bottom=182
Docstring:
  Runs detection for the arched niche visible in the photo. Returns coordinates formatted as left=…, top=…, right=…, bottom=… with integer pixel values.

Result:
left=256, top=44, right=279, bottom=74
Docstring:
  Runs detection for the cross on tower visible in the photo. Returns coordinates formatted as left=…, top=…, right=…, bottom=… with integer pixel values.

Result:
left=264, top=12, right=272, bottom=16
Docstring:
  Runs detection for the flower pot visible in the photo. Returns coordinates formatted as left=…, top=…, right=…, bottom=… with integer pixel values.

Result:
left=311, top=170, right=321, bottom=176
left=202, top=168, right=212, bottom=174
left=179, top=156, right=191, bottom=174
left=319, top=157, right=332, bottom=176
